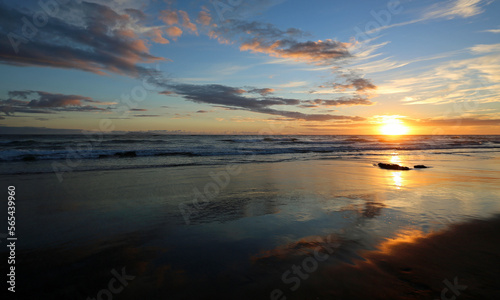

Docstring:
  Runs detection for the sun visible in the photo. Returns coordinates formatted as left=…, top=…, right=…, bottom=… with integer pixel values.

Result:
left=379, top=117, right=410, bottom=135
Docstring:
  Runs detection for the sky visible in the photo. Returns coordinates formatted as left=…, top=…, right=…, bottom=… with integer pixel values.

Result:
left=0, top=0, right=499, bottom=135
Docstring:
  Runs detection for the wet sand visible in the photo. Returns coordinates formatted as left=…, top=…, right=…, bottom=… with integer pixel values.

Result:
left=1, top=154, right=499, bottom=299
left=259, top=215, right=500, bottom=300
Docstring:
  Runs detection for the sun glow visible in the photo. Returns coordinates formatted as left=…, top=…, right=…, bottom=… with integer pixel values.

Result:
left=379, top=117, right=410, bottom=135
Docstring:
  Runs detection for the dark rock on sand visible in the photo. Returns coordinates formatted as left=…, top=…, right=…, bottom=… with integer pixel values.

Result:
left=414, top=165, right=429, bottom=168
left=377, top=162, right=410, bottom=170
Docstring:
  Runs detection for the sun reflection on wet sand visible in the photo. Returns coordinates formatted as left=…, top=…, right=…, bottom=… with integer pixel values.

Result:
left=392, top=172, right=403, bottom=188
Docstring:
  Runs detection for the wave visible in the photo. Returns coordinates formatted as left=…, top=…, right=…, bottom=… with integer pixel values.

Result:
left=103, top=139, right=168, bottom=144
left=1, top=135, right=499, bottom=163
left=2, top=145, right=499, bottom=162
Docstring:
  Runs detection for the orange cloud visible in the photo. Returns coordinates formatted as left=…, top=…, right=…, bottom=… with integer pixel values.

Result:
left=149, top=28, right=170, bottom=44
left=165, top=26, right=183, bottom=39
left=179, top=10, right=197, bottom=34
left=240, top=38, right=350, bottom=64
left=197, top=11, right=212, bottom=26
left=159, top=9, right=178, bottom=25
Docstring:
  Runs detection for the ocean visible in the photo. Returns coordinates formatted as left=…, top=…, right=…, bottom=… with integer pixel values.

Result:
left=1, top=134, right=499, bottom=176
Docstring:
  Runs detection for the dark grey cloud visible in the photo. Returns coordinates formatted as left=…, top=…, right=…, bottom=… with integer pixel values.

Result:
left=165, top=83, right=365, bottom=122
left=1, top=90, right=110, bottom=115
left=213, top=19, right=307, bottom=40
left=304, top=96, right=374, bottom=107
left=124, top=8, right=147, bottom=21
left=0, top=126, right=84, bottom=134
left=0, top=1, right=164, bottom=77
left=332, top=77, right=376, bottom=92
left=23, top=91, right=93, bottom=108
left=130, top=108, right=148, bottom=111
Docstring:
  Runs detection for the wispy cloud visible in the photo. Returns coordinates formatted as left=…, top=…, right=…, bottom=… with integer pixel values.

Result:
left=422, top=0, right=486, bottom=20
left=276, top=81, right=309, bottom=88
left=302, top=96, right=374, bottom=107
left=366, top=0, right=489, bottom=35
left=469, top=43, right=500, bottom=54
left=374, top=47, right=500, bottom=106
left=482, top=28, right=500, bottom=34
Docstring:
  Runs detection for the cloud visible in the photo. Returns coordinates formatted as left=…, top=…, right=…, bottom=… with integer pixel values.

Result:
left=483, top=29, right=500, bottom=34
left=209, top=19, right=350, bottom=65
left=304, top=96, right=374, bottom=107
left=130, top=108, right=148, bottom=111
left=133, top=114, right=162, bottom=117
left=366, top=0, right=490, bottom=34
left=165, top=26, right=183, bottom=39
left=148, top=28, right=170, bottom=44
left=240, top=39, right=350, bottom=65
left=179, top=10, right=197, bottom=33
left=124, top=8, right=147, bottom=21
left=422, top=0, right=485, bottom=20
left=247, top=88, right=275, bottom=96
left=164, top=83, right=365, bottom=122
left=0, top=1, right=165, bottom=77
left=469, top=43, right=500, bottom=54
left=197, top=11, right=212, bottom=26
left=22, top=91, right=93, bottom=108
left=407, top=117, right=500, bottom=126
left=202, top=18, right=375, bottom=103
left=332, top=77, right=376, bottom=92
left=277, top=81, right=309, bottom=88
left=172, top=113, right=191, bottom=119
left=1, top=90, right=111, bottom=115
left=160, top=9, right=179, bottom=25
left=389, top=51, right=500, bottom=105
left=159, top=9, right=197, bottom=38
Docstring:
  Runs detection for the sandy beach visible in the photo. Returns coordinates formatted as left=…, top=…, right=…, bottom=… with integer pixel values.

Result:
left=1, top=151, right=500, bottom=299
